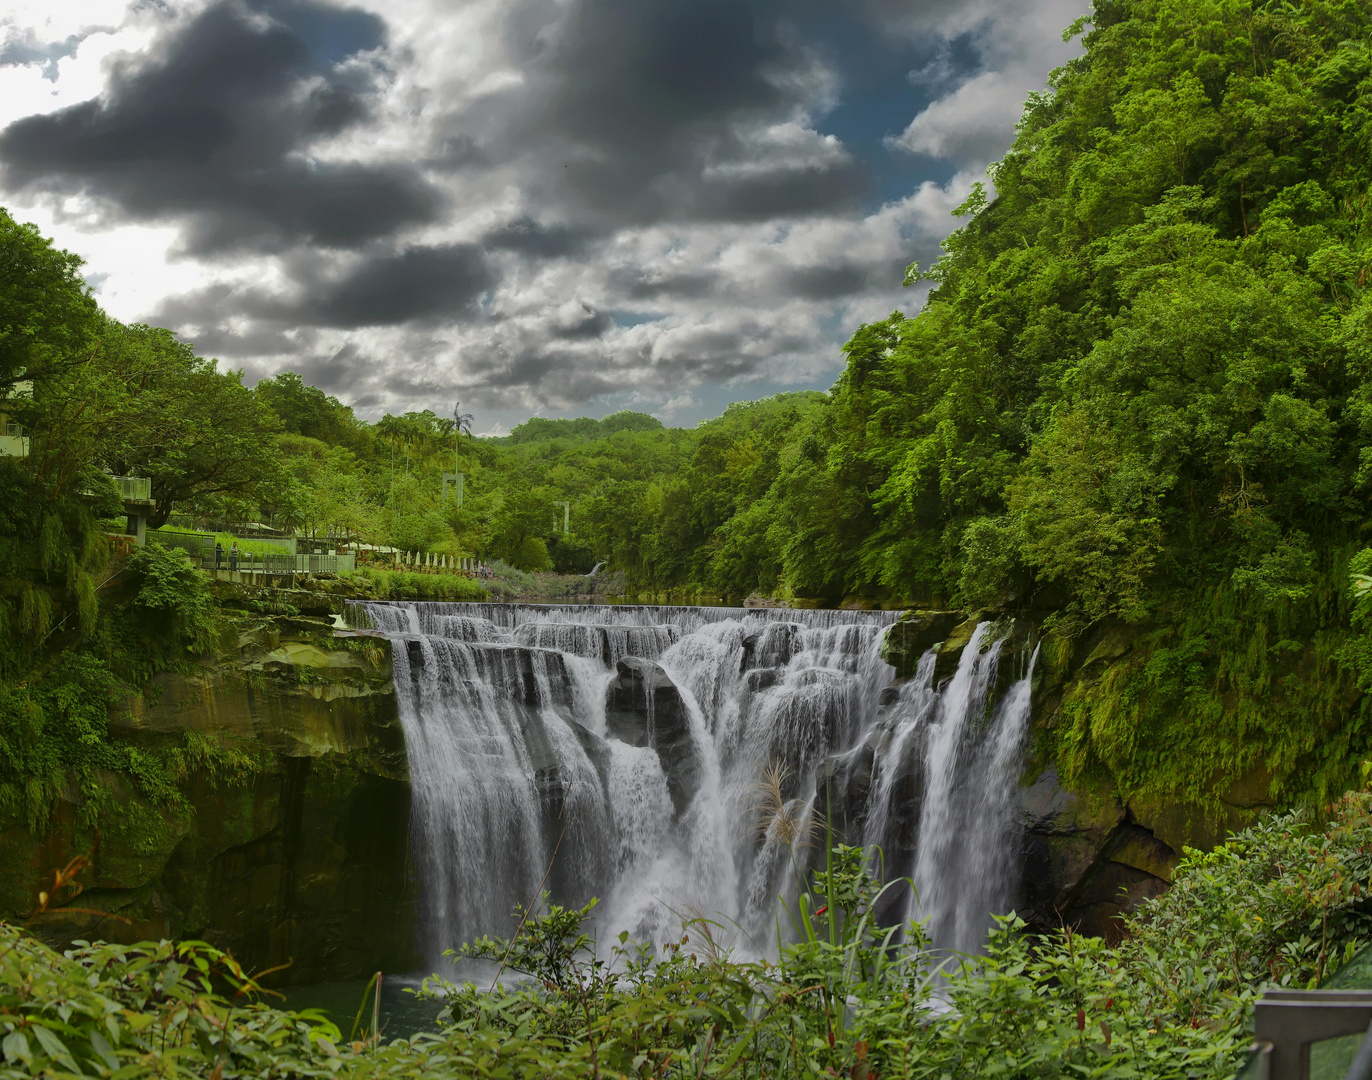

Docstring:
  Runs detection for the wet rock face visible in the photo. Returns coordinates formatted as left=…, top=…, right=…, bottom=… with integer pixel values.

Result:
left=1015, top=767, right=1176, bottom=941
left=744, top=668, right=782, bottom=694
left=741, top=624, right=801, bottom=672
left=818, top=738, right=886, bottom=848
left=0, top=614, right=420, bottom=986
left=818, top=697, right=925, bottom=882
left=819, top=737, right=1178, bottom=940
left=880, top=610, right=965, bottom=679
left=605, top=657, right=701, bottom=816
left=404, top=640, right=573, bottom=711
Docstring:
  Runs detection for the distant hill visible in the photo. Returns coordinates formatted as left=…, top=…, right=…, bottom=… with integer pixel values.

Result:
left=506, top=410, right=664, bottom=444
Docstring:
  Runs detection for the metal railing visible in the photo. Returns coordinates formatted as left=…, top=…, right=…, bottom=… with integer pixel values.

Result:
left=196, top=550, right=355, bottom=577
left=1249, top=989, right=1372, bottom=1079
left=113, top=476, right=152, bottom=502
left=77, top=474, right=153, bottom=501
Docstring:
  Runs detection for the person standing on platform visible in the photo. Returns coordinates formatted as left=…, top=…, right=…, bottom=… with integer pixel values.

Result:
left=215, top=541, right=224, bottom=569
left=230, top=541, right=239, bottom=573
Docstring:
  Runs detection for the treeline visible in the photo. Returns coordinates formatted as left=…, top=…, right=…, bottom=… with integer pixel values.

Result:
left=4, top=0, right=1372, bottom=812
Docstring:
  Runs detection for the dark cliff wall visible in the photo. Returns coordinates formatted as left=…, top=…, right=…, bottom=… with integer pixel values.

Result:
left=0, top=615, right=420, bottom=984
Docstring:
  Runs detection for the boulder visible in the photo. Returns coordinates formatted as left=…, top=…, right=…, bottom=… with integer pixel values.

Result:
left=740, top=623, right=802, bottom=672
left=880, top=610, right=965, bottom=679
left=605, top=657, right=701, bottom=816
left=743, top=668, right=782, bottom=694
left=1014, top=767, right=1179, bottom=940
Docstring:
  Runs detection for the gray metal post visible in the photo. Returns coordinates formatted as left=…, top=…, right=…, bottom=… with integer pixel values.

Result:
left=1252, top=990, right=1372, bottom=1079
left=1347, top=1020, right=1372, bottom=1080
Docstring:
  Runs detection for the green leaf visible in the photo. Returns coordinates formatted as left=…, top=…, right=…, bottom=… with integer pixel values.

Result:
left=3, top=1031, right=32, bottom=1064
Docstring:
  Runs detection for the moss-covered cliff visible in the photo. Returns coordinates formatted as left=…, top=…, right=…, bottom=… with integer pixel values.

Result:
left=0, top=585, right=418, bottom=984
left=875, top=606, right=1351, bottom=937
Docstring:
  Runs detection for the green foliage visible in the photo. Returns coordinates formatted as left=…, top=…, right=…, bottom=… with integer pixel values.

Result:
left=13, top=796, right=1372, bottom=1079
left=506, top=410, right=664, bottom=444
left=127, top=542, right=220, bottom=655
left=0, top=931, right=344, bottom=1080
left=256, top=370, right=370, bottom=453
left=1054, top=571, right=1365, bottom=810
left=352, top=567, right=487, bottom=602
left=1, top=653, right=162, bottom=832
left=3, top=0, right=1372, bottom=920
left=100, top=323, right=283, bottom=529
left=0, top=206, right=98, bottom=395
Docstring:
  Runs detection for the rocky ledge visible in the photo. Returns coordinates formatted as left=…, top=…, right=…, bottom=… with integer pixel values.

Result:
left=0, top=584, right=419, bottom=984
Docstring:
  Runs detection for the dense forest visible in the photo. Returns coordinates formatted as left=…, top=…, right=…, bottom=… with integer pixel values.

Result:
left=8, top=0, right=1372, bottom=805
left=4, top=0, right=1372, bottom=1072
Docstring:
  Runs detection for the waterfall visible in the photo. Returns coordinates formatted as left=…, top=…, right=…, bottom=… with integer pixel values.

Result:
left=900, top=633, right=1039, bottom=957
left=359, top=600, right=1036, bottom=964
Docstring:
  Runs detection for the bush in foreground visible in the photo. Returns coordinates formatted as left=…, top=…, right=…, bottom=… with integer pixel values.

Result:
left=5, top=787, right=1372, bottom=1079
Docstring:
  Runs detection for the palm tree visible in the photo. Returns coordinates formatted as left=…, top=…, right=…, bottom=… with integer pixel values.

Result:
left=454, top=402, right=474, bottom=439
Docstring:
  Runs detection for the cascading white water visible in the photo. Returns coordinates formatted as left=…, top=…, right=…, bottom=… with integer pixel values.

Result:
left=360, top=601, right=1036, bottom=964
left=901, top=632, right=1039, bottom=957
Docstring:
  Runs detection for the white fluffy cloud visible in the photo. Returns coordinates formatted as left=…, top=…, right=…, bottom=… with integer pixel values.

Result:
left=887, top=0, right=1086, bottom=169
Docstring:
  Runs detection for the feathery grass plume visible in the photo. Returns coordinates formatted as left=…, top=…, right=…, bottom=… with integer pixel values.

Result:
left=753, top=760, right=821, bottom=849
left=679, top=906, right=744, bottom=968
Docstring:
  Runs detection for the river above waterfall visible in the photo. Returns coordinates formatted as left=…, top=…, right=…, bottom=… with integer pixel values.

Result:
left=355, top=601, right=1035, bottom=966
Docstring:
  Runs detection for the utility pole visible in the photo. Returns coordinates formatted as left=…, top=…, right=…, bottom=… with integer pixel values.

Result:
left=446, top=402, right=469, bottom=510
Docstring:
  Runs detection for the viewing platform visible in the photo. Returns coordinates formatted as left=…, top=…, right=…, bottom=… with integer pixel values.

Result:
left=152, top=527, right=356, bottom=584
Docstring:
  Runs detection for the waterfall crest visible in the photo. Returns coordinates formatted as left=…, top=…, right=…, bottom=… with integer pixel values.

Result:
left=360, top=601, right=1036, bottom=964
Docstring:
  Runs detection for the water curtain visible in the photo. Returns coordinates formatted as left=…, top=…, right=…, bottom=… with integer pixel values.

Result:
left=359, top=601, right=1035, bottom=963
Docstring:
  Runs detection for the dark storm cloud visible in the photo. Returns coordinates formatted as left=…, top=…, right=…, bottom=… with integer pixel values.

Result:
left=553, top=307, right=613, bottom=340
left=691, top=165, right=869, bottom=222
left=0, top=0, right=440, bottom=252
left=284, top=343, right=368, bottom=394
left=613, top=269, right=718, bottom=300
left=150, top=243, right=496, bottom=335
left=0, top=0, right=1075, bottom=424
left=484, top=218, right=593, bottom=259
left=460, top=344, right=623, bottom=407
left=785, top=264, right=875, bottom=299
left=470, top=0, right=870, bottom=226
left=308, top=244, right=494, bottom=327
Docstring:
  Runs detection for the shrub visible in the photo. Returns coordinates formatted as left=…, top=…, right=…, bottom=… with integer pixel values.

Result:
left=7, top=785, right=1372, bottom=1078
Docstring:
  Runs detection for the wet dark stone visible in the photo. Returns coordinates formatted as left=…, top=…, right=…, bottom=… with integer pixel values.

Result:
left=1013, top=768, right=1177, bottom=939
left=740, top=624, right=800, bottom=672
left=605, top=657, right=700, bottom=816
left=469, top=643, right=573, bottom=709
left=744, top=668, right=781, bottom=693
left=880, top=610, right=964, bottom=679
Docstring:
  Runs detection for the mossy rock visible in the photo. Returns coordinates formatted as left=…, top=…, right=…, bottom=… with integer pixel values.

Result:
left=880, top=609, right=965, bottom=678
left=6, top=617, right=415, bottom=983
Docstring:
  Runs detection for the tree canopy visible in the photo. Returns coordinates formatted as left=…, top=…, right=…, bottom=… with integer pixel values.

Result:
left=3, top=0, right=1372, bottom=811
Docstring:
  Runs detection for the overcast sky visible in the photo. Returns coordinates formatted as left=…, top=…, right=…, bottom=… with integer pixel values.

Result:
left=0, top=0, right=1085, bottom=434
